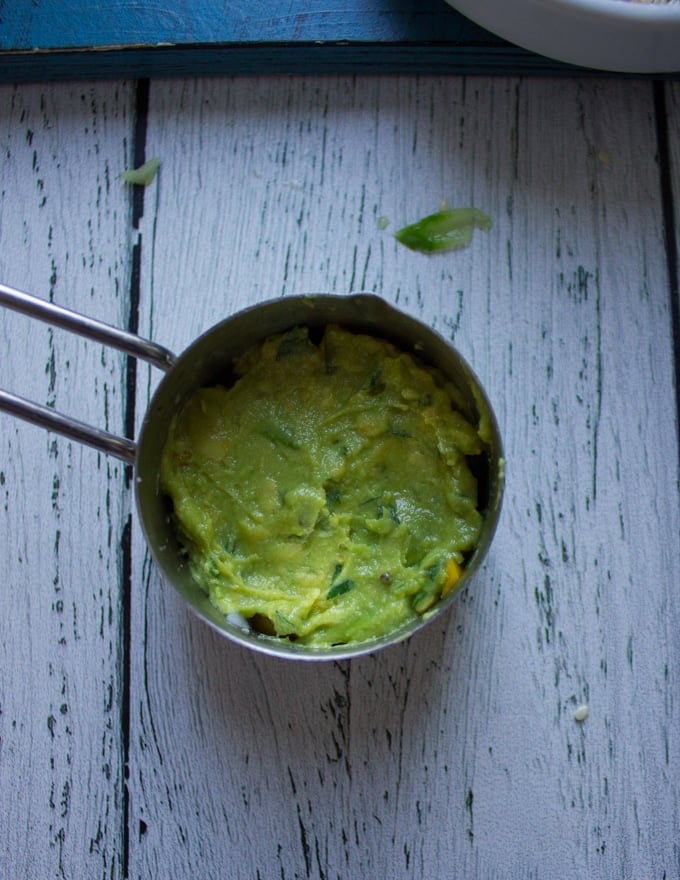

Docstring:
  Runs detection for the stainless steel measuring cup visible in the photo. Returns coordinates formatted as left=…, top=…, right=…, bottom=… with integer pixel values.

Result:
left=0, top=284, right=504, bottom=660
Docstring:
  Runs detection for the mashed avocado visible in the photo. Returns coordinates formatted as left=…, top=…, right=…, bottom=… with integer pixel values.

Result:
left=161, top=325, right=484, bottom=648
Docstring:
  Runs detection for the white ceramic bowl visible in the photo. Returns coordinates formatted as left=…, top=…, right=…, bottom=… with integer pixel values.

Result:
left=445, top=0, right=680, bottom=73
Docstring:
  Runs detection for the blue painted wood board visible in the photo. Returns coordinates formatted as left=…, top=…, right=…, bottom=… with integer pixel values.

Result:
left=2, top=0, right=494, bottom=46
left=0, top=0, right=631, bottom=82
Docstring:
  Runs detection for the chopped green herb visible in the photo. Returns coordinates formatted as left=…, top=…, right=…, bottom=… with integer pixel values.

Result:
left=121, top=157, right=161, bottom=186
left=261, top=422, right=300, bottom=449
left=328, top=579, right=355, bottom=600
left=274, top=611, right=297, bottom=636
left=412, top=590, right=437, bottom=614
left=368, top=368, right=385, bottom=394
left=275, top=326, right=312, bottom=360
left=425, top=561, right=442, bottom=580
left=395, top=207, right=492, bottom=254
left=388, top=424, right=411, bottom=439
left=377, top=502, right=400, bottom=524
left=222, top=534, right=238, bottom=554
left=331, top=562, right=344, bottom=581
left=324, top=482, right=342, bottom=509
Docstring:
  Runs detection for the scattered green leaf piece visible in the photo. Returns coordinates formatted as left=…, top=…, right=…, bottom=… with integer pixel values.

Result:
left=327, top=579, right=355, bottom=600
left=121, top=157, right=161, bottom=186
left=395, top=207, right=492, bottom=254
left=377, top=215, right=390, bottom=230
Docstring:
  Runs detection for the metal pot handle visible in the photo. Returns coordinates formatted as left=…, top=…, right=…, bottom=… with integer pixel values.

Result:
left=0, top=283, right=177, bottom=464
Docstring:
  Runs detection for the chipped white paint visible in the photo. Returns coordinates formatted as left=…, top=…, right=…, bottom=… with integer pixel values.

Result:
left=0, top=75, right=679, bottom=880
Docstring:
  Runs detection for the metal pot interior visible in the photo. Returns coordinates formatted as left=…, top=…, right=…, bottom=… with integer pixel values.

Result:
left=134, top=293, right=504, bottom=660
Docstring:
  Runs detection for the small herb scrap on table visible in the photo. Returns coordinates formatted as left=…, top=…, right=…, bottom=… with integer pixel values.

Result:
left=393, top=206, right=492, bottom=254
left=120, top=157, right=161, bottom=186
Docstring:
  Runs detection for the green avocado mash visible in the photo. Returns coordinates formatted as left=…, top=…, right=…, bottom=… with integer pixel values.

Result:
left=161, top=325, right=484, bottom=648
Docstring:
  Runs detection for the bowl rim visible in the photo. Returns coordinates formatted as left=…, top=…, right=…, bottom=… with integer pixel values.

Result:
left=446, top=0, right=680, bottom=73
left=543, top=0, right=680, bottom=22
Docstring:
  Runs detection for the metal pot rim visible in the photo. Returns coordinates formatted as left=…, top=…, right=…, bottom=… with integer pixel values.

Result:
left=135, top=292, right=505, bottom=661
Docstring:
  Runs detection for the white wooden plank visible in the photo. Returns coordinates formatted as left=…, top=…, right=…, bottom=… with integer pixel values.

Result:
left=127, top=74, right=680, bottom=880
left=0, top=81, right=134, bottom=878
left=349, top=77, right=680, bottom=879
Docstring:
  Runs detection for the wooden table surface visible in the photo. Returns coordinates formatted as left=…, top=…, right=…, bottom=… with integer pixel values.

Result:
left=0, top=71, right=679, bottom=879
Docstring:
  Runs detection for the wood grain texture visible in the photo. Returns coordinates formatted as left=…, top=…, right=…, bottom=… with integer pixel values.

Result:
left=0, top=81, right=135, bottom=878
left=125, top=75, right=680, bottom=879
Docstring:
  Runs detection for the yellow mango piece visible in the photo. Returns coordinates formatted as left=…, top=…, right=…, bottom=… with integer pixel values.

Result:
left=441, top=558, right=463, bottom=597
